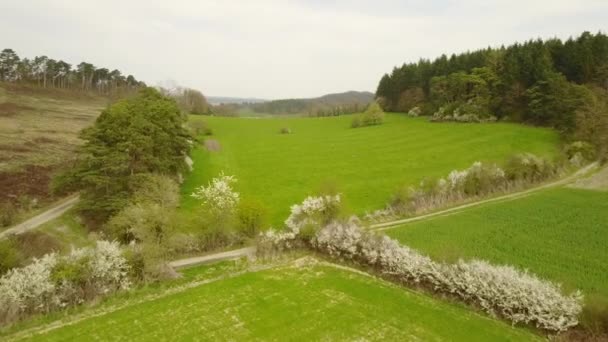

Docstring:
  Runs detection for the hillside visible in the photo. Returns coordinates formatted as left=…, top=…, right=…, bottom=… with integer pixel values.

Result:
left=213, top=90, right=374, bottom=116
left=207, top=96, right=267, bottom=105
left=0, top=84, right=106, bottom=223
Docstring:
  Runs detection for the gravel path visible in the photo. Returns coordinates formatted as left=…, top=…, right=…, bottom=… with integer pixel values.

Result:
left=0, top=195, right=80, bottom=239
left=370, top=162, right=598, bottom=231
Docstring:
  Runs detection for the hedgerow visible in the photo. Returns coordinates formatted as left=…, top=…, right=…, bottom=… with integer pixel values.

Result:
left=259, top=195, right=583, bottom=332
left=0, top=241, right=130, bottom=326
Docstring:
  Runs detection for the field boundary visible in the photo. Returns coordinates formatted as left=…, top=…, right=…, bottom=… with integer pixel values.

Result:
left=370, top=162, right=598, bottom=231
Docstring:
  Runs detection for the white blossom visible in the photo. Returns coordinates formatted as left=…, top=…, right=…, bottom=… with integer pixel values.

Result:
left=191, top=172, right=239, bottom=213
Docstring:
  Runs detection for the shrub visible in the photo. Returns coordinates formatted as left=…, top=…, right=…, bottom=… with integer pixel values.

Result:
left=237, top=199, right=268, bottom=237
left=504, top=153, right=556, bottom=183
left=311, top=221, right=583, bottom=332
left=0, top=201, right=17, bottom=227
left=376, top=155, right=556, bottom=220
left=284, top=194, right=342, bottom=235
left=191, top=173, right=239, bottom=215
left=352, top=101, right=385, bottom=128
left=0, top=241, right=130, bottom=325
left=564, top=141, right=596, bottom=165
left=0, top=239, right=23, bottom=275
left=279, top=127, right=292, bottom=134
left=407, top=106, right=421, bottom=117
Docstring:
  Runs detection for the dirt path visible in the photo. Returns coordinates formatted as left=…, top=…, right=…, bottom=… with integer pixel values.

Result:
left=169, top=246, right=257, bottom=269
left=370, top=162, right=598, bottom=231
left=0, top=195, right=79, bottom=239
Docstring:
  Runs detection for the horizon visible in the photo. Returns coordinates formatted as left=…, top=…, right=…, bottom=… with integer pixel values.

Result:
left=1, top=1, right=607, bottom=99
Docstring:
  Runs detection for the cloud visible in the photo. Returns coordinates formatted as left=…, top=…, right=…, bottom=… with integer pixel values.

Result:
left=1, top=0, right=606, bottom=98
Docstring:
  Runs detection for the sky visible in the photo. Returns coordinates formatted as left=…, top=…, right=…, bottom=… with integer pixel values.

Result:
left=1, top=1, right=607, bottom=99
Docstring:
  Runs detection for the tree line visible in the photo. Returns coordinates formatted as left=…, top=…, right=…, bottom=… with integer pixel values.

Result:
left=376, top=31, right=608, bottom=134
left=0, top=48, right=145, bottom=94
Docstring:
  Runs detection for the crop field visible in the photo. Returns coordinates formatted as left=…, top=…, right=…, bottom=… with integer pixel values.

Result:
left=13, top=260, right=539, bottom=341
left=182, top=114, right=559, bottom=224
left=386, top=187, right=608, bottom=301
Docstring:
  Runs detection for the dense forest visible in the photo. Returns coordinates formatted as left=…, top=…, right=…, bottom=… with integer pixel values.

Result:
left=0, top=48, right=145, bottom=94
left=376, top=31, right=608, bottom=140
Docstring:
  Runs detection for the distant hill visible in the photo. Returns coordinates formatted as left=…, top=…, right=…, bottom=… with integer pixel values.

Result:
left=249, top=91, right=375, bottom=115
left=207, top=96, right=267, bottom=105
left=315, top=91, right=375, bottom=106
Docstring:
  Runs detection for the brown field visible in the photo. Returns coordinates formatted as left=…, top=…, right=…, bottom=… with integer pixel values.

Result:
left=0, top=83, right=106, bottom=217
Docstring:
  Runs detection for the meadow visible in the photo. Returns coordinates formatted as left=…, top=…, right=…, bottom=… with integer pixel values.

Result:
left=14, top=260, right=540, bottom=341
left=385, top=187, right=608, bottom=302
left=181, top=114, right=559, bottom=225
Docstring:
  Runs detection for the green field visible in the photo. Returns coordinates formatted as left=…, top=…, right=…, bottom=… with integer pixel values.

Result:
left=182, top=114, right=559, bottom=225
left=17, top=260, right=539, bottom=341
left=386, top=187, right=608, bottom=301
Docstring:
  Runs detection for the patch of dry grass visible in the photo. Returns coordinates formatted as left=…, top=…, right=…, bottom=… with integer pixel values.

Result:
left=0, top=83, right=106, bottom=173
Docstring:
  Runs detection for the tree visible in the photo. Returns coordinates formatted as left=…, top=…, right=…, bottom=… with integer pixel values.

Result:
left=525, top=73, right=590, bottom=132
left=0, top=49, right=20, bottom=81
left=575, top=88, right=608, bottom=159
left=55, top=88, right=191, bottom=222
left=179, top=88, right=210, bottom=114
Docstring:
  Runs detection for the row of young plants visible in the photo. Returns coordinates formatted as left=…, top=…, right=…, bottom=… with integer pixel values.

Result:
left=258, top=194, right=583, bottom=333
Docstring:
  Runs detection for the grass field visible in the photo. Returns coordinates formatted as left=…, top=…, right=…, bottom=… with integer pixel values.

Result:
left=181, top=114, right=559, bottom=225
left=15, top=260, right=540, bottom=341
left=385, top=187, right=608, bottom=302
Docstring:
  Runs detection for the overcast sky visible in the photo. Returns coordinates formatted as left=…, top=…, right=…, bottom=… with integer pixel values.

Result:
left=1, top=1, right=607, bottom=99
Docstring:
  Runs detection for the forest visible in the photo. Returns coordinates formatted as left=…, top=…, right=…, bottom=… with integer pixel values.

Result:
left=0, top=49, right=145, bottom=94
left=376, top=31, right=608, bottom=144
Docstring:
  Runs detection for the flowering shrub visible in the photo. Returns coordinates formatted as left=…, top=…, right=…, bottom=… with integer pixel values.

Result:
left=191, top=173, right=239, bottom=214
left=407, top=106, right=421, bottom=117
left=504, top=153, right=556, bottom=183
left=564, top=141, right=596, bottom=166
left=368, top=155, right=556, bottom=221
left=396, top=161, right=508, bottom=215
left=310, top=221, right=583, bottom=332
left=284, top=194, right=341, bottom=234
left=0, top=254, right=57, bottom=322
left=0, top=241, right=130, bottom=326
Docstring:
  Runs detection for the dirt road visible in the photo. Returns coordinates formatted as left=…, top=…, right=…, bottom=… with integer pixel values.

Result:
left=0, top=195, right=80, bottom=239
left=370, top=162, right=598, bottom=231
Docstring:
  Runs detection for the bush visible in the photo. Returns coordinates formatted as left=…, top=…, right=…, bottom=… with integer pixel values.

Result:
left=0, top=241, right=130, bottom=325
left=312, top=221, right=583, bottom=332
left=0, top=201, right=17, bottom=228
left=564, top=141, right=596, bottom=165
left=108, top=174, right=179, bottom=243
left=0, top=239, right=23, bottom=275
left=407, top=106, right=421, bottom=117
left=279, top=127, right=292, bottom=134
left=237, top=199, right=268, bottom=237
left=191, top=173, right=239, bottom=215
left=352, top=101, right=385, bottom=128
left=284, top=194, right=342, bottom=236
left=504, top=153, right=556, bottom=183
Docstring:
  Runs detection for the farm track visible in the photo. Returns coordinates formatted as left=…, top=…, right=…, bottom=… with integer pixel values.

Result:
left=0, top=195, right=80, bottom=239
left=370, top=162, right=599, bottom=231
left=2, top=163, right=598, bottom=241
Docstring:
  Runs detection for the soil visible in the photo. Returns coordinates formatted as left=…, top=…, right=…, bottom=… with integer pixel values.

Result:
left=0, top=165, right=56, bottom=204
